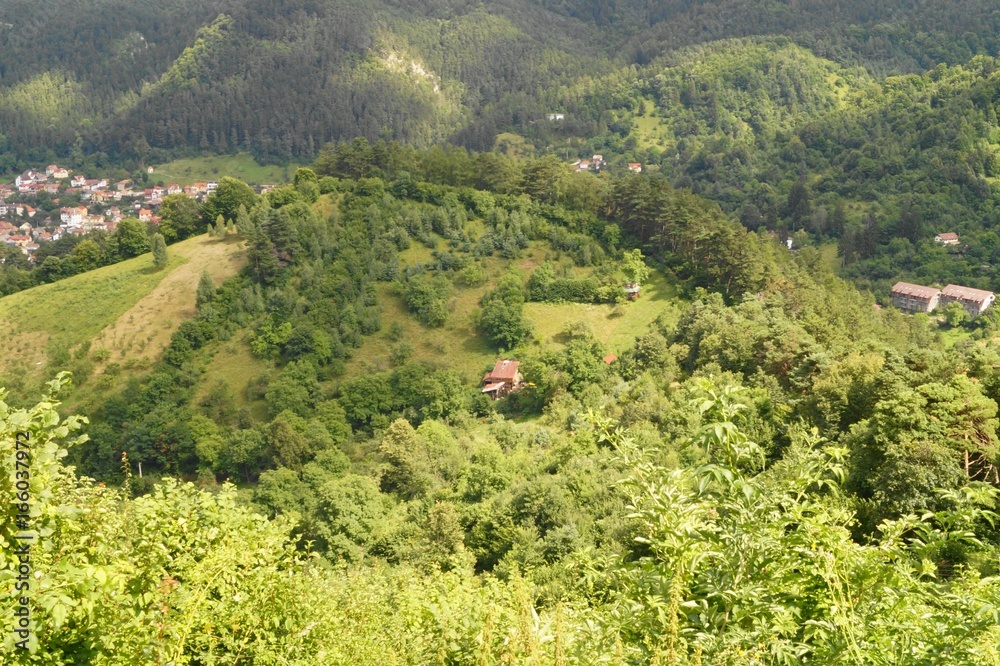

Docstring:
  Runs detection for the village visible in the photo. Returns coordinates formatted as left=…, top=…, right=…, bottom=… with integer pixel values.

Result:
left=0, top=164, right=276, bottom=260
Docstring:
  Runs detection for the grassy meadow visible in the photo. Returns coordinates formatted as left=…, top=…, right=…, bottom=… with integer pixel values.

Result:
left=0, top=235, right=245, bottom=407
left=151, top=154, right=298, bottom=186
left=343, top=239, right=683, bottom=386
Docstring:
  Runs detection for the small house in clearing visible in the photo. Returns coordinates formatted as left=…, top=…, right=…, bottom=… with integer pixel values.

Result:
left=891, top=282, right=940, bottom=313
left=625, top=282, right=641, bottom=301
left=935, top=232, right=960, bottom=245
left=482, top=359, right=523, bottom=399
left=939, top=284, right=995, bottom=318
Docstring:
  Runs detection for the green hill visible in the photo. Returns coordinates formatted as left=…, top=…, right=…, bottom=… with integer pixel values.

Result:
left=0, top=234, right=244, bottom=407
left=9, top=159, right=1000, bottom=664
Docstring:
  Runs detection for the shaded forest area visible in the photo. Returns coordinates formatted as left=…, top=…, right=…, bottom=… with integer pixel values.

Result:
left=3, top=0, right=1000, bottom=166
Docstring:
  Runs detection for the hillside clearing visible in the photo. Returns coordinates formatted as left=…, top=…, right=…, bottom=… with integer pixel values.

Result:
left=345, top=261, right=681, bottom=384
left=151, top=154, right=298, bottom=186
left=0, top=250, right=184, bottom=384
left=0, top=234, right=245, bottom=407
left=90, top=235, right=245, bottom=368
left=526, top=269, right=679, bottom=353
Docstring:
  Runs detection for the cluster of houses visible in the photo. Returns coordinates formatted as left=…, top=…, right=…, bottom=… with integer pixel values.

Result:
left=569, top=155, right=642, bottom=174
left=891, top=281, right=996, bottom=318
left=12, top=166, right=222, bottom=206
left=0, top=164, right=262, bottom=260
left=572, top=154, right=606, bottom=172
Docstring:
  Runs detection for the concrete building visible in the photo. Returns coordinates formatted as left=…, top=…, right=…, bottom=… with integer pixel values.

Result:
left=891, top=282, right=940, bottom=313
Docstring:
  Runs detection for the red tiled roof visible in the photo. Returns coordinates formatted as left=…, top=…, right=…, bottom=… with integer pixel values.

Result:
left=603, top=354, right=618, bottom=364
left=936, top=232, right=959, bottom=241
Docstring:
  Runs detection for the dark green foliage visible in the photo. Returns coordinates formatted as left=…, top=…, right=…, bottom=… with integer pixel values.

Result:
left=265, top=360, right=322, bottom=419
left=201, top=178, right=257, bottom=228
left=113, top=218, right=150, bottom=259
left=401, top=273, right=451, bottom=327
left=476, top=273, right=532, bottom=348
left=196, top=270, right=216, bottom=308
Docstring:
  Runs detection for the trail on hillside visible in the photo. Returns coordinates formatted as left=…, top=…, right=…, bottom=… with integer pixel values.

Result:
left=90, top=237, right=244, bottom=365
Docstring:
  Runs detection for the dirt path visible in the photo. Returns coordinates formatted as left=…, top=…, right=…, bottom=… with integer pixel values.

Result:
left=91, top=237, right=245, bottom=364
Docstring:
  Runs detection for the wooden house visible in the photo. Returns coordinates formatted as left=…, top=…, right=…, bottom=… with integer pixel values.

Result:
left=482, top=359, right=523, bottom=399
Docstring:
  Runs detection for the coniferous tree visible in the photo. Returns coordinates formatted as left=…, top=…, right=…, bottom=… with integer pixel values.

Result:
left=247, top=227, right=280, bottom=286
left=235, top=204, right=253, bottom=237
left=151, top=233, right=168, bottom=270
left=196, top=270, right=216, bottom=308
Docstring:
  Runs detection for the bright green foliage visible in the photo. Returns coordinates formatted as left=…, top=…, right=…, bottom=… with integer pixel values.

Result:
left=70, top=239, right=104, bottom=272
left=379, top=418, right=431, bottom=500
left=401, top=273, right=451, bottom=327
left=201, top=177, right=257, bottom=228
left=476, top=272, right=532, bottom=348
left=158, top=193, right=202, bottom=242
left=620, top=248, right=650, bottom=285
left=150, top=232, right=168, bottom=270
left=250, top=316, right=293, bottom=358
left=943, top=301, right=972, bottom=328
left=591, top=389, right=1000, bottom=663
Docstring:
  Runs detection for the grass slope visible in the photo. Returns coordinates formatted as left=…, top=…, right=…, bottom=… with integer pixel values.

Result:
left=0, top=252, right=184, bottom=381
left=0, top=234, right=245, bottom=406
left=151, top=154, right=298, bottom=186
left=525, top=269, right=679, bottom=353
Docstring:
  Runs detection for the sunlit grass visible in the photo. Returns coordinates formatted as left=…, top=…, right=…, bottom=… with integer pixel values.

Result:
left=151, top=154, right=297, bottom=186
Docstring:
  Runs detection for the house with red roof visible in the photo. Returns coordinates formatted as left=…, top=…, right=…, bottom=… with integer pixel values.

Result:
left=482, top=359, right=524, bottom=399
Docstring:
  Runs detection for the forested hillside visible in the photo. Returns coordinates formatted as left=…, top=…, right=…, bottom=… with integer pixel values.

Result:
left=5, top=0, right=1000, bottom=167
left=4, top=143, right=1000, bottom=661
left=8, top=0, right=1000, bottom=662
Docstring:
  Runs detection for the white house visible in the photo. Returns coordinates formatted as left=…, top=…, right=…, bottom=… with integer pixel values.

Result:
left=60, top=206, right=87, bottom=227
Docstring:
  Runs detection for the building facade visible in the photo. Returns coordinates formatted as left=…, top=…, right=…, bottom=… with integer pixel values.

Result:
left=890, top=282, right=940, bottom=313
left=939, top=284, right=996, bottom=317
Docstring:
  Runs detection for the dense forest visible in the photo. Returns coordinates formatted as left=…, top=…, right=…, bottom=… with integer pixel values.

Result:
left=6, top=0, right=1000, bottom=297
left=3, top=0, right=1000, bottom=165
